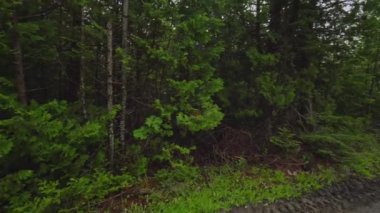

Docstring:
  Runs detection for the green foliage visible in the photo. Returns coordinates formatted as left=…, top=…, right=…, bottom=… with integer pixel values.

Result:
left=170, top=79, right=224, bottom=133
left=294, top=168, right=338, bottom=192
left=310, top=113, right=370, bottom=132
left=270, top=128, right=301, bottom=155
left=155, top=143, right=194, bottom=163
left=155, top=165, right=199, bottom=188
left=299, top=112, right=380, bottom=179
left=302, top=114, right=378, bottom=164
left=134, top=166, right=338, bottom=213
left=257, top=73, right=296, bottom=108
left=344, top=151, right=380, bottom=178
left=300, top=113, right=380, bottom=179
left=301, top=131, right=378, bottom=162
left=0, top=170, right=34, bottom=210
left=150, top=143, right=199, bottom=192
left=133, top=79, right=224, bottom=139
left=132, top=3, right=225, bottom=145
left=247, top=48, right=278, bottom=68
left=155, top=143, right=196, bottom=173
left=1, top=0, right=380, bottom=212
left=0, top=92, right=121, bottom=211
left=133, top=115, right=173, bottom=140
left=125, top=145, right=149, bottom=178
left=0, top=134, right=12, bottom=157
left=0, top=99, right=106, bottom=176
left=8, top=171, right=133, bottom=212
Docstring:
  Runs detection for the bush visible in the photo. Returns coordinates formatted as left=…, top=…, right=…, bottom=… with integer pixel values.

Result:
left=5, top=171, right=133, bottom=212
left=302, top=113, right=380, bottom=175
left=0, top=93, right=126, bottom=211
left=155, top=164, right=200, bottom=187
left=270, top=128, right=301, bottom=155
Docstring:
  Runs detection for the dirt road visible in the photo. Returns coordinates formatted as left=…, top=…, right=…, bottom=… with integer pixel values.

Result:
left=349, top=201, right=380, bottom=213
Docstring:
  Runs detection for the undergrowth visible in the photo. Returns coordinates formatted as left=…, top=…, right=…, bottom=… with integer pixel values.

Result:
left=127, top=165, right=339, bottom=213
left=2, top=91, right=380, bottom=213
left=125, top=129, right=380, bottom=213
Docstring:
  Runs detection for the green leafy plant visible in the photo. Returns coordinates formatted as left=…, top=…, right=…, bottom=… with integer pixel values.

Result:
left=137, top=166, right=338, bottom=213
left=124, top=144, right=149, bottom=178
left=0, top=92, right=121, bottom=212
left=270, top=128, right=301, bottom=155
left=256, top=73, right=296, bottom=108
left=11, top=171, right=133, bottom=212
left=302, top=113, right=378, bottom=163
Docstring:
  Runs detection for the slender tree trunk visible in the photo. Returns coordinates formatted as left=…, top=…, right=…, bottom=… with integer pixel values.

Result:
left=369, top=49, right=380, bottom=96
left=11, top=18, right=27, bottom=105
left=268, top=0, right=284, bottom=52
left=65, top=8, right=81, bottom=102
left=58, top=4, right=64, bottom=99
left=256, top=0, right=262, bottom=50
left=120, top=0, right=129, bottom=156
left=80, top=6, right=88, bottom=120
left=106, top=20, right=115, bottom=169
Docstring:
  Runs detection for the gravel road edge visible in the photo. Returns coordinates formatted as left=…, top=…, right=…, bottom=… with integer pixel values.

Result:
left=223, top=177, right=380, bottom=213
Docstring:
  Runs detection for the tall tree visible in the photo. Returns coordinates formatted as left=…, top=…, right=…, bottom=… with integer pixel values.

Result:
left=11, top=17, right=27, bottom=105
left=106, top=20, right=115, bottom=169
left=80, top=5, right=88, bottom=120
left=120, top=0, right=129, bottom=156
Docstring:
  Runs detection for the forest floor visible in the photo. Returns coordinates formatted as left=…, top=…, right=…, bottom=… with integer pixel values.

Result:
left=97, top=135, right=380, bottom=213
left=98, top=158, right=380, bottom=213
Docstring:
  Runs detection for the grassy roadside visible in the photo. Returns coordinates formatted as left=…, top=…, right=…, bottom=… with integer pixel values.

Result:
left=124, top=144, right=380, bottom=213
left=128, top=166, right=338, bottom=213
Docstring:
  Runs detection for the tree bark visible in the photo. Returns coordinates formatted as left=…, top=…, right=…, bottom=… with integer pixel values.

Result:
left=11, top=18, right=27, bottom=105
left=256, top=0, right=262, bottom=50
left=80, top=6, right=88, bottom=120
left=268, top=0, right=284, bottom=53
left=106, top=20, right=115, bottom=169
left=120, top=0, right=129, bottom=156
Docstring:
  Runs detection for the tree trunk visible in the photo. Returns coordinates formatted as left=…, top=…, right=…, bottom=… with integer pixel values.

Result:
left=268, top=0, right=284, bottom=53
left=256, top=0, right=262, bottom=50
left=11, top=18, right=27, bottom=105
left=80, top=6, right=88, bottom=120
left=106, top=20, right=115, bottom=169
left=120, top=0, right=129, bottom=156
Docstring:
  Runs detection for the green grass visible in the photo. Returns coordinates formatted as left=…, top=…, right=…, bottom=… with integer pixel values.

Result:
left=127, top=166, right=339, bottom=213
left=126, top=151, right=380, bottom=213
left=124, top=133, right=380, bottom=213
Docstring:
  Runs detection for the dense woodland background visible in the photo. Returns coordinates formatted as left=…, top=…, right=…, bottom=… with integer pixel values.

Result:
left=1, top=0, right=380, bottom=212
